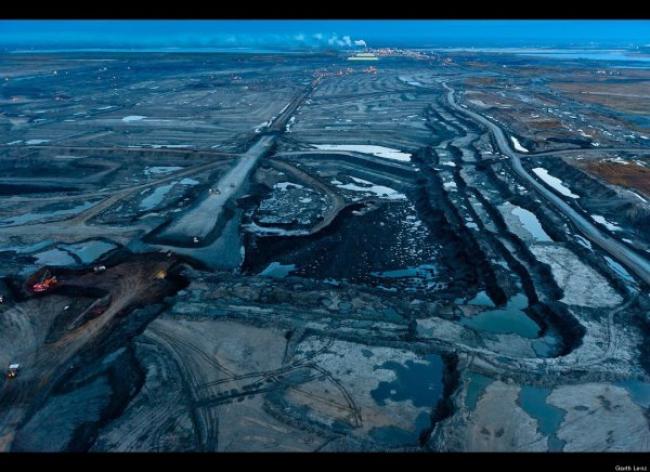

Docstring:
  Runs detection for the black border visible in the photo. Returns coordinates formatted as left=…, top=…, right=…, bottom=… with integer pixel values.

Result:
left=1, top=8, right=650, bottom=470
left=0, top=1, right=649, bottom=20
left=0, top=451, right=649, bottom=470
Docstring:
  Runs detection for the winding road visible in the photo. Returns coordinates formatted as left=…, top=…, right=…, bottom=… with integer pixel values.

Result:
left=443, top=82, right=650, bottom=287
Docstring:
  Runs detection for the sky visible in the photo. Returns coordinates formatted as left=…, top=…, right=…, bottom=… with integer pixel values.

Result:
left=0, top=20, right=649, bottom=51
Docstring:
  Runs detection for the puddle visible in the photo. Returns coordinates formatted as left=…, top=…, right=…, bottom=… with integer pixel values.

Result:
left=532, top=167, right=579, bottom=199
left=617, top=380, right=650, bottom=409
left=259, top=262, right=296, bottom=278
left=604, top=255, right=637, bottom=287
left=510, top=136, right=529, bottom=153
left=0, top=201, right=96, bottom=227
left=33, top=248, right=77, bottom=267
left=243, top=221, right=310, bottom=237
left=464, top=372, right=494, bottom=410
left=461, top=293, right=541, bottom=339
left=333, top=176, right=407, bottom=201
left=592, top=214, right=622, bottom=232
left=368, top=353, right=444, bottom=446
left=371, top=353, right=444, bottom=409
left=371, top=263, right=437, bottom=280
left=575, top=235, right=592, bottom=250
left=531, top=334, right=560, bottom=357
left=312, top=144, right=412, bottom=162
left=150, top=212, right=244, bottom=271
left=59, top=240, right=116, bottom=264
left=140, top=182, right=177, bottom=211
left=467, top=290, right=495, bottom=307
left=122, top=115, right=146, bottom=122
left=19, top=239, right=116, bottom=270
left=368, top=412, right=430, bottom=447
left=143, top=166, right=182, bottom=177
left=2, top=240, right=54, bottom=254
left=518, top=386, right=566, bottom=451
left=398, top=75, right=423, bottom=86
left=511, top=206, right=552, bottom=242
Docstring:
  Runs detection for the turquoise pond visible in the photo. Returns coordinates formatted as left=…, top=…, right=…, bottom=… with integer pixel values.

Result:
left=461, top=293, right=541, bottom=339
left=0, top=201, right=96, bottom=227
left=518, top=386, right=567, bottom=451
left=367, top=353, right=444, bottom=446
left=259, top=262, right=297, bottom=278
left=464, top=372, right=494, bottom=410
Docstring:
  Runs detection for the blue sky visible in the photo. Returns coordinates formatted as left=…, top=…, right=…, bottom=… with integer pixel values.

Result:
left=0, top=20, right=649, bottom=50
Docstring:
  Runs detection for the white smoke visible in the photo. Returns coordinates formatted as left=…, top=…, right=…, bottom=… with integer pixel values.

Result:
left=323, top=33, right=362, bottom=49
left=187, top=31, right=366, bottom=51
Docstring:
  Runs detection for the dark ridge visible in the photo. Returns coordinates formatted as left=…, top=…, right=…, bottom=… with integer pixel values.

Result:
left=410, top=183, right=482, bottom=299
left=281, top=152, right=417, bottom=180
left=0, top=184, right=79, bottom=195
left=545, top=137, right=593, bottom=148
left=240, top=200, right=366, bottom=274
left=419, top=352, right=461, bottom=448
left=529, top=302, right=586, bottom=356
left=35, top=258, right=190, bottom=450
left=473, top=189, right=564, bottom=303
left=411, top=146, right=506, bottom=305
left=633, top=300, right=650, bottom=377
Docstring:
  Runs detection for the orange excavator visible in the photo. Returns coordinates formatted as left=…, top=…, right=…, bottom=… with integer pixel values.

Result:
left=31, top=274, right=58, bottom=294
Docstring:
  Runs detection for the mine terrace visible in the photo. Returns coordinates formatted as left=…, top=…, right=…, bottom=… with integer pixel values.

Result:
left=0, top=49, right=649, bottom=452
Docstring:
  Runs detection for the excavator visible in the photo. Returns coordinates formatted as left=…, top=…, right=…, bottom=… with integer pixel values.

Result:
left=30, top=272, right=58, bottom=294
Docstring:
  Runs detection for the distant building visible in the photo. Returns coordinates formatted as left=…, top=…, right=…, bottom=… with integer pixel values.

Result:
left=347, top=52, right=379, bottom=61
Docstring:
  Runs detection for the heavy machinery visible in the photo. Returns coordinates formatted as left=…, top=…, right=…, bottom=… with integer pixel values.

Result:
left=31, top=275, right=58, bottom=294
left=6, top=363, right=20, bottom=379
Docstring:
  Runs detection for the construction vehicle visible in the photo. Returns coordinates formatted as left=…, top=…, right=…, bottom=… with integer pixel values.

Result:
left=6, top=363, right=20, bottom=379
left=31, top=274, right=58, bottom=294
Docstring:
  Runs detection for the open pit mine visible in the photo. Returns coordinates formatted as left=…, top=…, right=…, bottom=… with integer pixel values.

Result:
left=1, top=48, right=649, bottom=453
